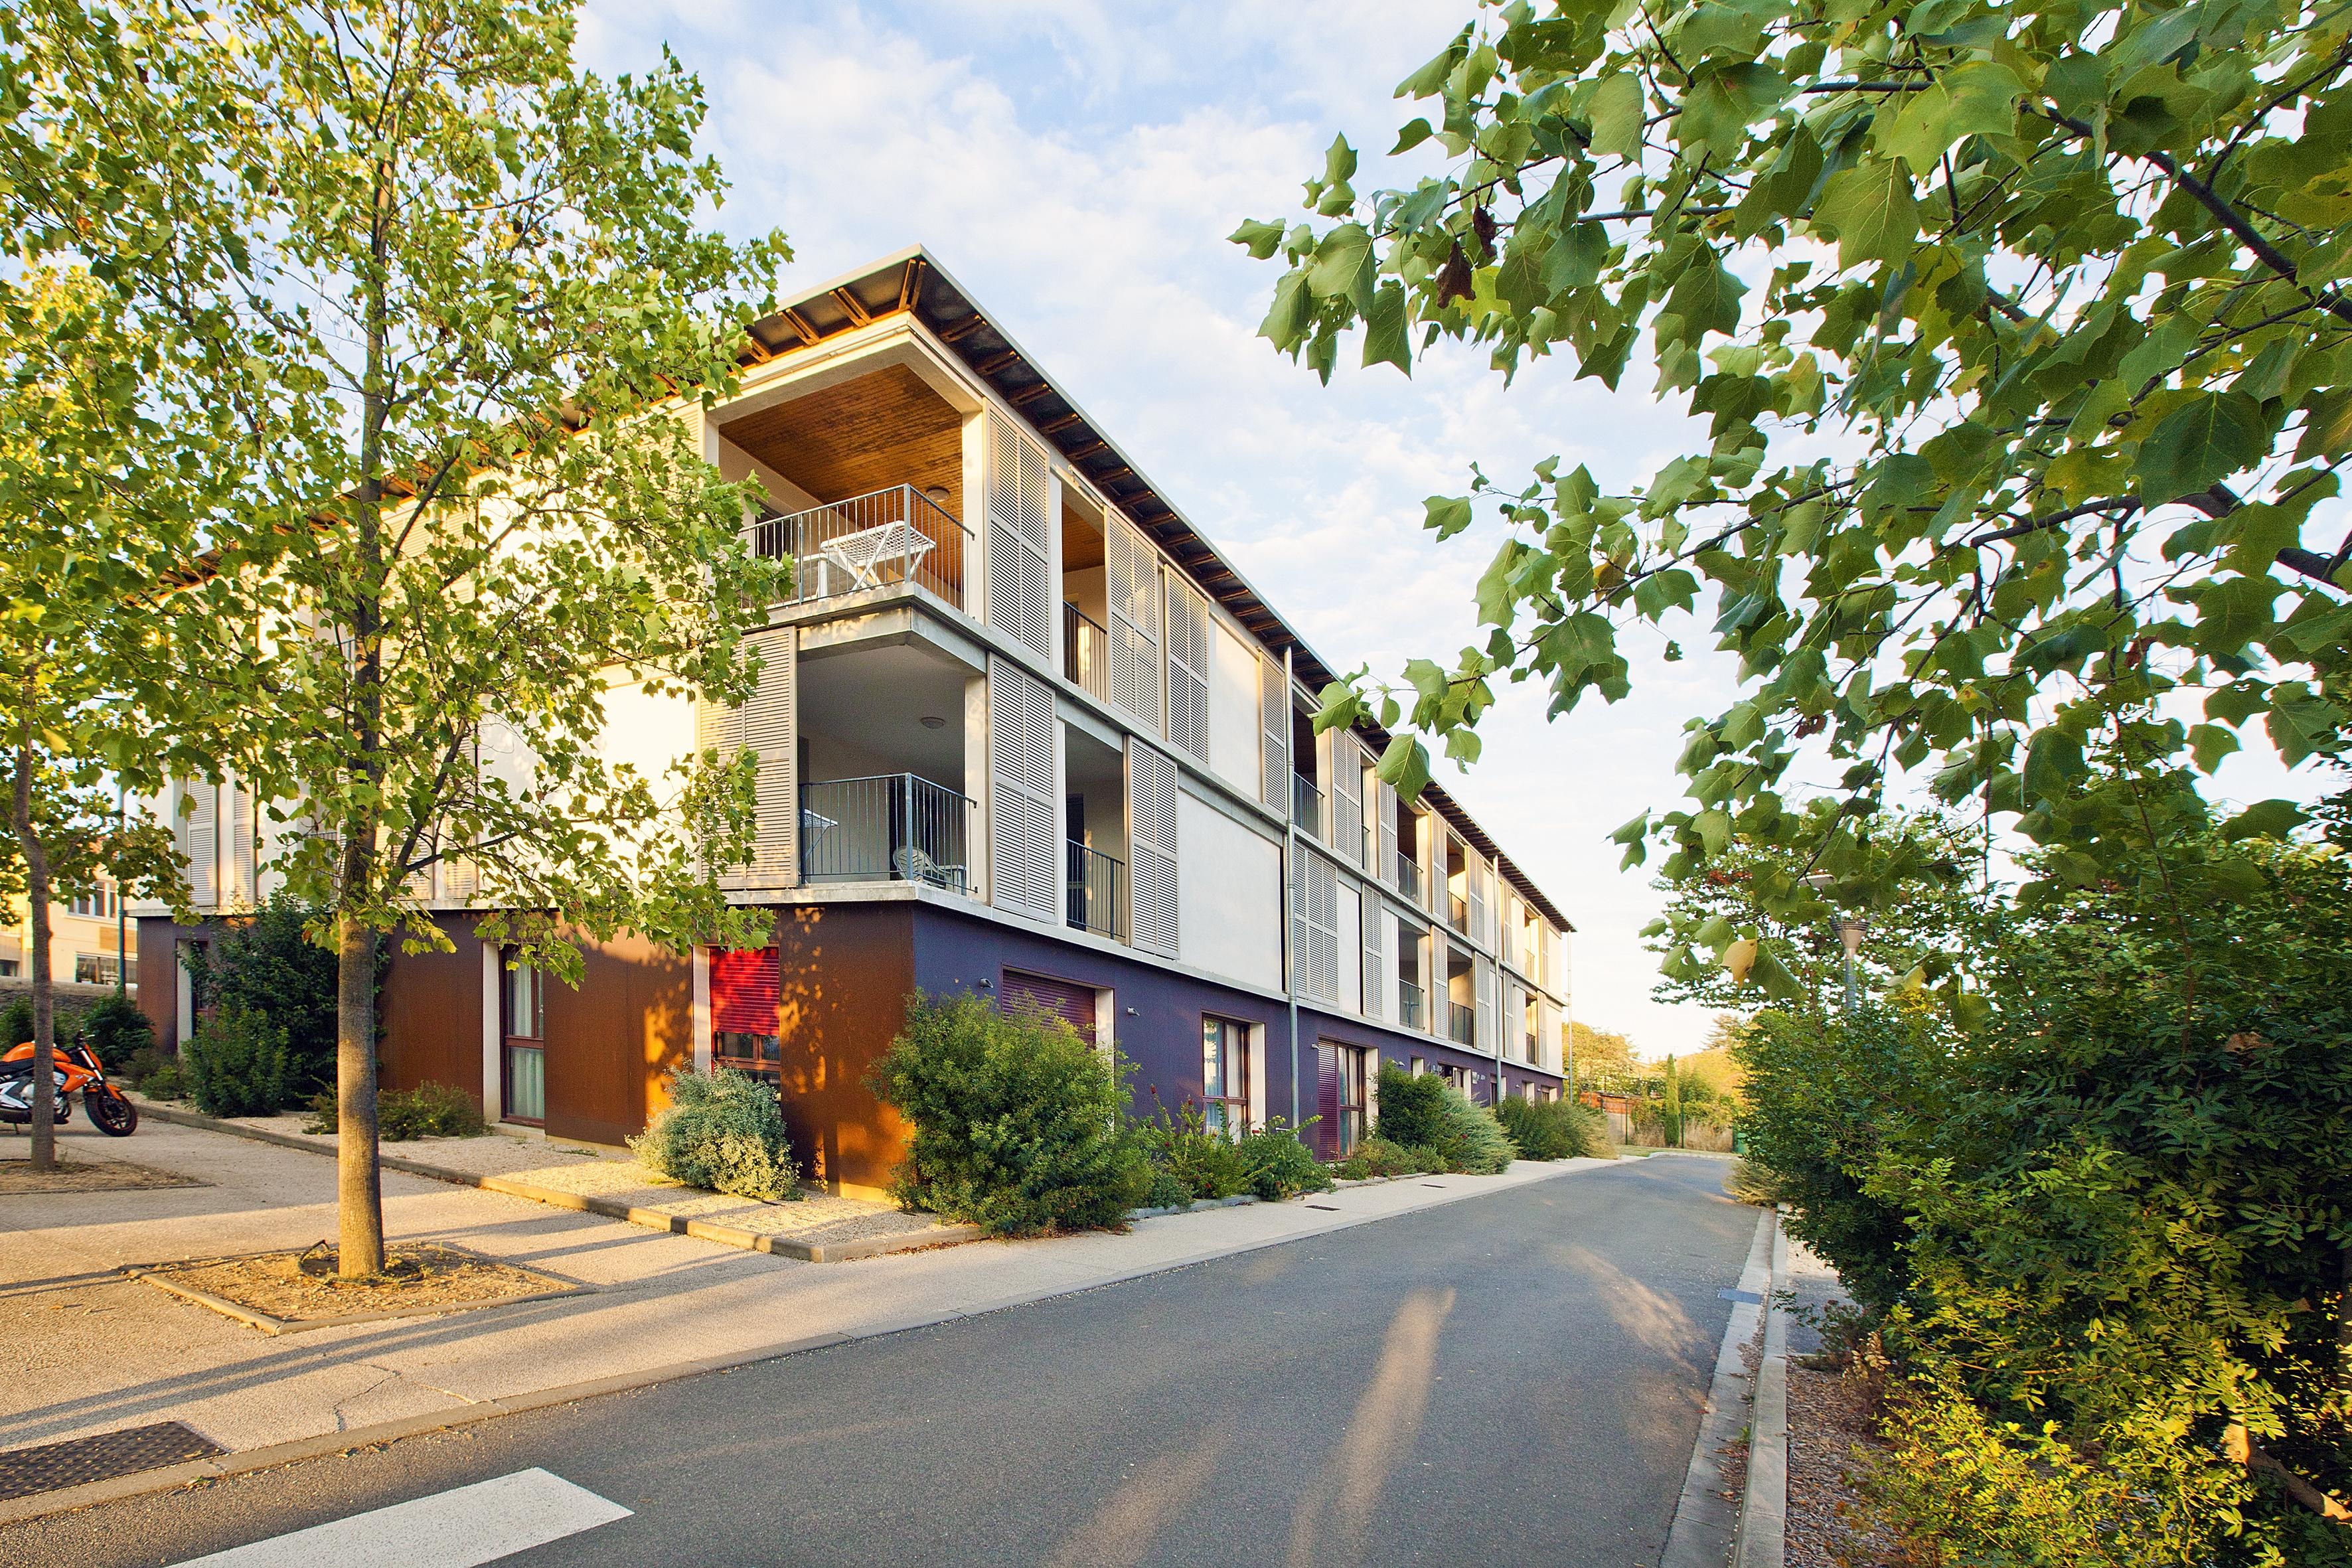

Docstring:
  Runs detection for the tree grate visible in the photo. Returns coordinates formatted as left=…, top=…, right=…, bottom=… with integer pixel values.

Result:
left=0, top=1421, right=222, bottom=1501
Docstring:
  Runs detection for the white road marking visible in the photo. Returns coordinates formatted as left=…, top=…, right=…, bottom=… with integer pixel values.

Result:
left=171, top=1468, right=631, bottom=1567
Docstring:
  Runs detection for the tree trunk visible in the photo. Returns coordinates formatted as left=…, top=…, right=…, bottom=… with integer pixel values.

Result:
left=10, top=722, right=57, bottom=1171
left=335, top=906, right=384, bottom=1277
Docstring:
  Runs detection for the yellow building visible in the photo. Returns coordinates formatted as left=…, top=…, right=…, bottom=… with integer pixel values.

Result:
left=0, top=880, right=135, bottom=990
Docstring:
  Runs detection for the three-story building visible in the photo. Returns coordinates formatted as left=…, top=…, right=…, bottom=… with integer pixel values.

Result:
left=132, top=249, right=1575, bottom=1200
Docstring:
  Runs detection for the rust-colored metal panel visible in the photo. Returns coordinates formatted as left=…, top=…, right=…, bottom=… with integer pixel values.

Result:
left=769, top=903, right=917, bottom=1198
left=133, top=917, right=181, bottom=1052
left=376, top=914, right=485, bottom=1105
left=542, top=931, right=694, bottom=1149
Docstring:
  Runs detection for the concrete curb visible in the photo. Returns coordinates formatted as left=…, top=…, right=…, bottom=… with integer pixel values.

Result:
left=130, top=1101, right=984, bottom=1263
left=0, top=1157, right=1600, bottom=1529
left=1660, top=1202, right=1776, bottom=1568
left=1734, top=1214, right=1792, bottom=1568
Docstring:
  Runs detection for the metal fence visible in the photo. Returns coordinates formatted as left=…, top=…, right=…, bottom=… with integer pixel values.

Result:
left=799, top=773, right=973, bottom=892
left=1398, top=980, right=1424, bottom=1031
left=1449, top=1001, right=1475, bottom=1046
left=744, top=485, right=971, bottom=610
left=1066, top=839, right=1127, bottom=940
left=1395, top=852, right=1421, bottom=902
left=1063, top=603, right=1109, bottom=704
left=1291, top=775, right=1321, bottom=838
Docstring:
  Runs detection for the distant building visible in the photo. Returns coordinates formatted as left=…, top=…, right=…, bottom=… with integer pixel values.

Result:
left=1, top=880, right=134, bottom=989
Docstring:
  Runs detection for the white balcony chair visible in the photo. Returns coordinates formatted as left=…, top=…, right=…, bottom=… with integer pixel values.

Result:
left=816, top=519, right=935, bottom=593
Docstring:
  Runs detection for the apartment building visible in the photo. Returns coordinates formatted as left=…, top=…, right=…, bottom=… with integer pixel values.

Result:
left=3, top=880, right=135, bottom=990
left=131, top=248, right=1573, bottom=1199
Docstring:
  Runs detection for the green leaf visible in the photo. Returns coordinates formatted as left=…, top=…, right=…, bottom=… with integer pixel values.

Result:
left=1425, top=495, right=1474, bottom=538
left=1587, top=72, right=1646, bottom=163
left=1377, top=734, right=1433, bottom=802
left=2220, top=799, right=2306, bottom=841
left=1880, top=61, right=2024, bottom=173
left=2022, top=727, right=2085, bottom=802
left=2134, top=392, right=2268, bottom=505
left=1304, top=222, right=1376, bottom=313
left=1362, top=281, right=1411, bottom=376
left=1228, top=218, right=1288, bottom=260
left=2187, top=722, right=2239, bottom=773
left=1812, top=160, right=1920, bottom=272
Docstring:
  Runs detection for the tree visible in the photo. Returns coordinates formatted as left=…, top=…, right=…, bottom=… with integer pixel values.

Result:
left=1660, top=1053, right=1683, bottom=1145
left=165, top=1, right=788, bottom=1276
left=1564, top=1017, right=1638, bottom=1090
left=1239, top=0, right=2349, bottom=984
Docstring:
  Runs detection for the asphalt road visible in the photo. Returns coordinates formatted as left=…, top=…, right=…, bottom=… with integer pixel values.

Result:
left=8, top=1156, right=1760, bottom=1568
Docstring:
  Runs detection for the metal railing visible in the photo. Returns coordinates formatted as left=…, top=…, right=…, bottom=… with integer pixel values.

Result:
left=744, top=485, right=971, bottom=611
left=1067, top=838, right=1127, bottom=940
left=1291, top=775, right=1322, bottom=838
left=800, top=774, right=974, bottom=892
left=1395, top=851, right=1421, bottom=901
left=1449, top=1002, right=1475, bottom=1046
left=1398, top=980, right=1425, bottom=1031
left=1525, top=1031, right=1540, bottom=1063
left=1064, top=603, right=1109, bottom=704
left=1447, top=890, right=1470, bottom=933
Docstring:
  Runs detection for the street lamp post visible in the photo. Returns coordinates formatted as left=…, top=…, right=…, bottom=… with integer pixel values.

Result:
left=1804, top=871, right=1868, bottom=1014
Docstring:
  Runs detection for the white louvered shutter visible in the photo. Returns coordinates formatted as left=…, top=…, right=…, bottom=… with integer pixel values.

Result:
left=988, top=655, right=1060, bottom=921
left=1163, top=574, right=1210, bottom=763
left=1259, top=653, right=1289, bottom=811
left=1106, top=512, right=1162, bottom=732
left=1476, top=956, right=1496, bottom=1052
left=178, top=779, right=218, bottom=909
left=1290, top=849, right=1338, bottom=1003
left=226, top=775, right=256, bottom=906
left=1376, top=779, right=1398, bottom=889
left=693, top=681, right=743, bottom=883
left=1332, top=736, right=1363, bottom=869
left=1361, top=892, right=1387, bottom=1021
left=1470, top=858, right=1490, bottom=949
left=700, top=627, right=797, bottom=891
left=983, top=415, right=1052, bottom=661
left=1127, top=739, right=1180, bottom=957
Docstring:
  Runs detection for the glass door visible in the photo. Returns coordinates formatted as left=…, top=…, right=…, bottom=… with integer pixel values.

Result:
left=502, top=959, right=546, bottom=1124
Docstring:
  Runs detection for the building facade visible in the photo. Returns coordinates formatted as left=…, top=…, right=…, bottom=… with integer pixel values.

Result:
left=3, top=880, right=135, bottom=990
left=132, top=249, right=1573, bottom=1199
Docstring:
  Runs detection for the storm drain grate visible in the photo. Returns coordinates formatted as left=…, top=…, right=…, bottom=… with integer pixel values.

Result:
left=0, top=1421, right=222, bottom=1501
left=1719, top=1288, right=1764, bottom=1305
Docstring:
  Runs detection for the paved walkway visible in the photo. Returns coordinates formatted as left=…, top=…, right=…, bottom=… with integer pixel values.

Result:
left=0, top=1118, right=1612, bottom=1488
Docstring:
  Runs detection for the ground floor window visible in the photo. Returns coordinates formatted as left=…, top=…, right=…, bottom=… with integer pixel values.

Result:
left=503, top=957, right=546, bottom=1125
left=710, top=945, right=784, bottom=1093
left=1202, top=1016, right=1251, bottom=1136
left=74, top=953, right=122, bottom=987
left=1000, top=969, right=1099, bottom=1044
left=1314, top=1042, right=1369, bottom=1158
left=716, top=1030, right=781, bottom=1089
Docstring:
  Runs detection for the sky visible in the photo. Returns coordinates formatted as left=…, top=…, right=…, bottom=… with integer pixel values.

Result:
left=576, top=1, right=2325, bottom=1059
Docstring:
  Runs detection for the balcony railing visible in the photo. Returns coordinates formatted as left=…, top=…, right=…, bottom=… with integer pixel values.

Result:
left=1395, top=852, right=1421, bottom=901
left=1067, top=838, right=1127, bottom=940
left=1449, top=1002, right=1475, bottom=1046
left=1398, top=980, right=1425, bottom=1031
left=745, top=485, right=972, bottom=611
left=800, top=774, right=974, bottom=892
left=1447, top=890, right=1469, bottom=933
left=1291, top=775, right=1322, bottom=838
left=1525, top=1031, right=1540, bottom=1063
left=1064, top=603, right=1109, bottom=705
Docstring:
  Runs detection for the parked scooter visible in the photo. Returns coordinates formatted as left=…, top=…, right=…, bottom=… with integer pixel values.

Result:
left=0, top=1038, right=139, bottom=1136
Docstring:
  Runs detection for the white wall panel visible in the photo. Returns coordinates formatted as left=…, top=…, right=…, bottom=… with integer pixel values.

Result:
left=1174, top=790, right=1281, bottom=992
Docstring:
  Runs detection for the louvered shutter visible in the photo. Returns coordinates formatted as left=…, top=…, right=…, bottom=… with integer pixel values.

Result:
left=1259, top=653, right=1289, bottom=811
left=1163, top=574, right=1210, bottom=763
left=1376, top=778, right=1398, bottom=888
left=224, top=775, right=256, bottom=906
left=1291, top=850, right=1339, bottom=1003
left=1001, top=969, right=1097, bottom=1043
left=178, top=779, right=217, bottom=909
left=1476, top=956, right=1496, bottom=1052
left=1331, top=736, right=1363, bottom=869
left=988, top=654, right=1059, bottom=922
left=1469, top=857, right=1490, bottom=949
left=1127, top=738, right=1180, bottom=957
left=982, top=414, right=1052, bottom=660
left=699, top=627, right=797, bottom=891
left=1313, top=1045, right=1342, bottom=1159
left=1105, top=512, right=1161, bottom=731
left=710, top=946, right=781, bottom=1034
left=1361, top=894, right=1387, bottom=1021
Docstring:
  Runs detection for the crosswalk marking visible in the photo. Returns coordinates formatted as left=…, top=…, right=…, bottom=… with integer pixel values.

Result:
left=171, top=1468, right=631, bottom=1567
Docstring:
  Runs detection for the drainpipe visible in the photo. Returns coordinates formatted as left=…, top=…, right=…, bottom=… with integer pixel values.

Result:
left=115, top=785, right=127, bottom=1000
left=1283, top=649, right=1300, bottom=1130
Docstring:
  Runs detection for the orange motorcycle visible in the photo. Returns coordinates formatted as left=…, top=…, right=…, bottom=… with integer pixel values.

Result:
left=0, top=1038, right=139, bottom=1136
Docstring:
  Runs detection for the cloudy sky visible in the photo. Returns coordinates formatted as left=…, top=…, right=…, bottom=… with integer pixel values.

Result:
left=576, top=1, right=2314, bottom=1059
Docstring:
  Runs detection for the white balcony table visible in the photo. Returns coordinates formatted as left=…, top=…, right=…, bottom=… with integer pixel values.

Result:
left=815, top=519, right=935, bottom=591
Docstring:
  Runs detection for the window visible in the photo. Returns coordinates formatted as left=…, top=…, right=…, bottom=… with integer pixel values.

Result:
left=502, top=958, right=546, bottom=1124
left=1202, top=1016, right=1251, bottom=1135
left=711, top=945, right=783, bottom=1090
left=74, top=953, right=121, bottom=986
left=1314, top=1042, right=1369, bottom=1158
left=68, top=888, right=118, bottom=920
left=715, top=1030, right=781, bottom=1089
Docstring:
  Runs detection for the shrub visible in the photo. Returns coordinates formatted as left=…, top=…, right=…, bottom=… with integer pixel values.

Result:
left=1372, top=1061, right=1450, bottom=1152
left=1141, top=1166, right=1193, bottom=1211
left=1494, top=1094, right=1602, bottom=1160
left=629, top=1066, right=798, bottom=1201
left=1439, top=1087, right=1518, bottom=1174
left=183, top=895, right=346, bottom=1095
left=124, top=1046, right=175, bottom=1089
left=139, top=1062, right=189, bottom=1100
left=1138, top=1099, right=1251, bottom=1200
left=307, top=1081, right=488, bottom=1140
left=1237, top=1119, right=1334, bottom=1200
left=1334, top=1135, right=1431, bottom=1179
left=182, top=1008, right=293, bottom=1117
left=0, top=998, right=31, bottom=1050
left=870, top=992, right=1150, bottom=1236
left=82, top=994, right=155, bottom=1071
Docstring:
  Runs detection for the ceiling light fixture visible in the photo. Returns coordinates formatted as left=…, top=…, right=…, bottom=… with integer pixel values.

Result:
left=919, top=715, right=947, bottom=730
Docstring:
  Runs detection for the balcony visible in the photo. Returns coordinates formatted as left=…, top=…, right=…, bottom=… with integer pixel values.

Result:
left=1447, top=891, right=1469, bottom=935
left=1067, top=838, right=1127, bottom=940
left=799, top=774, right=974, bottom=892
left=1449, top=1002, right=1475, bottom=1046
left=746, top=485, right=972, bottom=613
left=1063, top=603, right=1109, bottom=705
left=1291, top=775, right=1322, bottom=839
left=1398, top=980, right=1424, bottom=1031
left=1395, top=852, right=1421, bottom=901
left=1525, top=1030, right=1539, bottom=1063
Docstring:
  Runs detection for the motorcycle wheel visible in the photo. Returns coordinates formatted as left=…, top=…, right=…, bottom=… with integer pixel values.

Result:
left=88, top=1089, right=137, bottom=1137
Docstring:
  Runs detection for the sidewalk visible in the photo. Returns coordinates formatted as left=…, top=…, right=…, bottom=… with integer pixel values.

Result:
left=1, top=1117, right=1603, bottom=1518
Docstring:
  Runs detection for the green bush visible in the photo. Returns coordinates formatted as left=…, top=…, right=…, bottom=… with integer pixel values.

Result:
left=81, top=994, right=154, bottom=1072
left=139, top=1062, right=189, bottom=1100
left=1333, top=1135, right=1431, bottom=1179
left=870, top=992, right=1150, bottom=1236
left=305, top=1081, right=488, bottom=1140
left=183, top=895, right=346, bottom=1095
left=1372, top=1061, right=1450, bottom=1152
left=1141, top=1166, right=1193, bottom=1211
left=1439, top=1087, right=1518, bottom=1174
left=1237, top=1119, right=1334, bottom=1200
left=0, top=998, right=31, bottom=1050
left=628, top=1066, right=798, bottom=1201
left=1138, top=1099, right=1251, bottom=1200
left=183, top=1008, right=293, bottom=1117
left=1494, top=1094, right=1602, bottom=1160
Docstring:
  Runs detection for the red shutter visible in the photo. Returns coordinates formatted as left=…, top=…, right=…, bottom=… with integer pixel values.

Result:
left=1000, top=970, right=1097, bottom=1042
left=1314, top=1045, right=1342, bottom=1158
left=710, top=947, right=781, bottom=1035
